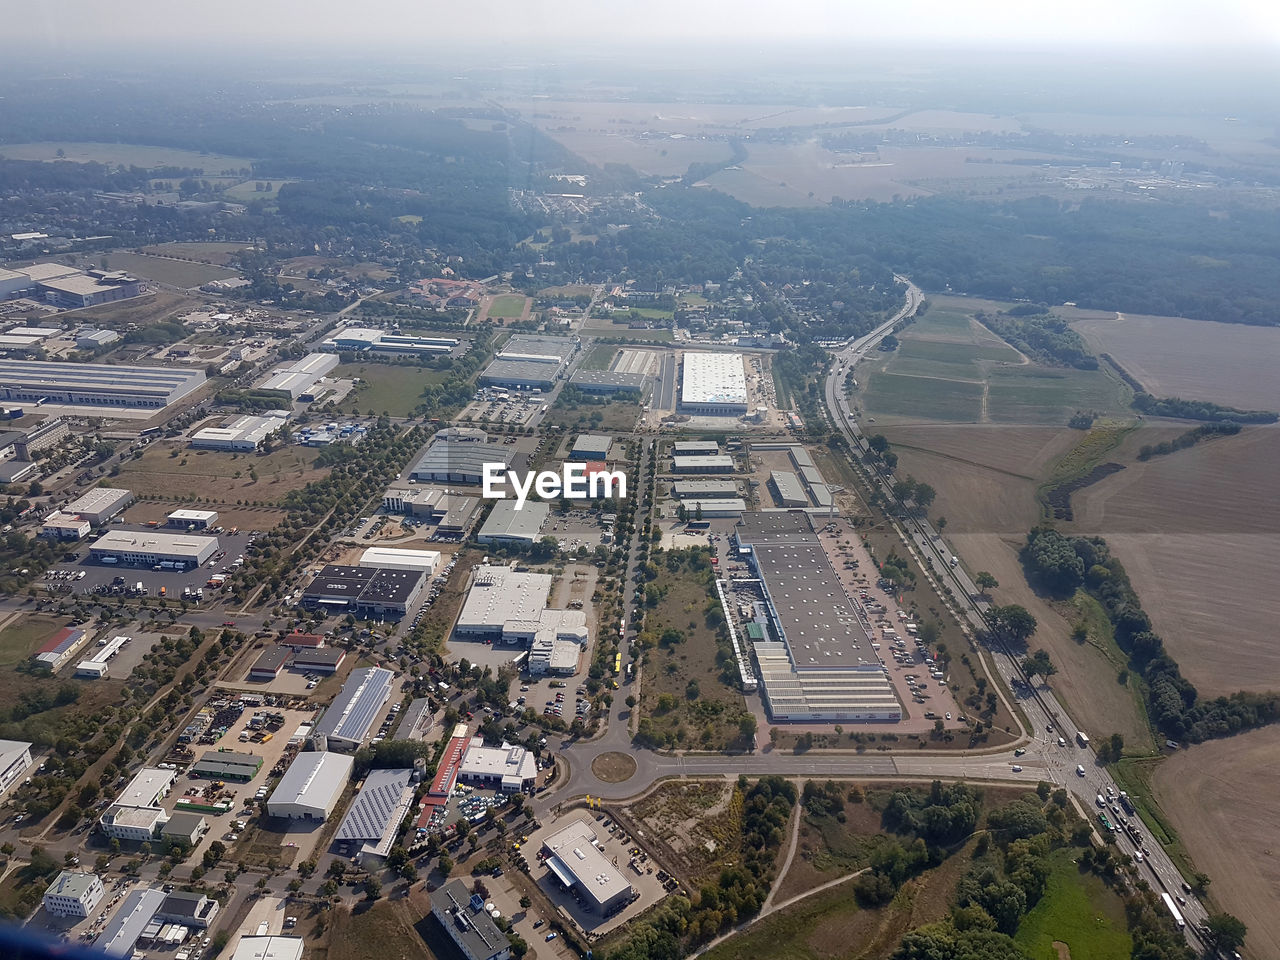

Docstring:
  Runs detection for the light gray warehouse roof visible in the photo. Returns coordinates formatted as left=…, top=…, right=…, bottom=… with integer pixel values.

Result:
left=89, top=529, right=218, bottom=558
left=680, top=351, right=746, bottom=407
left=671, top=479, right=738, bottom=498
left=569, top=369, right=648, bottom=391
left=478, top=499, right=550, bottom=544
left=0, top=360, right=204, bottom=407
left=770, top=470, right=808, bottom=506
left=269, top=751, right=353, bottom=810
left=411, top=436, right=513, bottom=481
left=455, top=565, right=552, bottom=633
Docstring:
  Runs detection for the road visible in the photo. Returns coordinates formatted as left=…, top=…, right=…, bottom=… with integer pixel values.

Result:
left=819, top=277, right=1207, bottom=943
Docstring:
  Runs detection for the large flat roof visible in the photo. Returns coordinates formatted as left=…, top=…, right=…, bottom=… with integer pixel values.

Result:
left=315, top=667, right=395, bottom=743
left=541, top=819, right=633, bottom=909
left=116, top=767, right=176, bottom=807
left=680, top=351, right=747, bottom=407
left=336, top=768, right=414, bottom=843
left=270, top=751, right=353, bottom=809
left=569, top=369, right=648, bottom=390
left=478, top=499, right=549, bottom=543
left=455, top=565, right=552, bottom=633
left=0, top=360, right=205, bottom=404
left=66, top=487, right=133, bottom=515
left=90, top=529, right=218, bottom=558
left=230, top=936, right=305, bottom=960
left=460, top=738, right=537, bottom=786
left=96, top=887, right=165, bottom=958
left=411, top=436, right=513, bottom=481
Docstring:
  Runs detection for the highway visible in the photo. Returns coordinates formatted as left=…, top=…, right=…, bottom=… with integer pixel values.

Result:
left=819, top=277, right=1207, bottom=943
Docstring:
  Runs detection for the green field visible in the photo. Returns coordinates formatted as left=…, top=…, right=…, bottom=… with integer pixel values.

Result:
left=582, top=343, right=622, bottom=370
left=97, top=251, right=236, bottom=288
left=0, top=615, right=64, bottom=667
left=332, top=363, right=451, bottom=417
left=0, top=141, right=253, bottom=172
left=487, top=294, right=527, bottom=319
left=222, top=179, right=298, bottom=202
left=986, top=367, right=1128, bottom=424
left=1014, top=848, right=1131, bottom=960
left=862, top=371, right=984, bottom=421
left=546, top=396, right=643, bottom=432
left=896, top=338, right=1022, bottom=366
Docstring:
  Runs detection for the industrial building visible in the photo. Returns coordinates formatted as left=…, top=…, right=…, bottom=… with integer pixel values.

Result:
left=41, top=510, right=91, bottom=541
left=64, top=486, right=134, bottom=525
left=291, top=647, right=347, bottom=674
left=679, top=352, right=748, bottom=415
left=75, top=329, right=120, bottom=350
left=89, top=529, right=219, bottom=568
left=432, top=879, right=512, bottom=960
left=769, top=470, right=809, bottom=508
left=0, top=360, right=204, bottom=410
left=476, top=499, right=550, bottom=545
left=314, top=667, right=395, bottom=751
left=258, top=352, right=340, bottom=399
left=323, top=326, right=458, bottom=356
left=15, top=415, right=71, bottom=459
left=191, top=750, right=263, bottom=782
left=670, top=479, right=738, bottom=499
left=154, top=889, right=220, bottom=929
left=382, top=487, right=482, bottom=537
left=18, top=265, right=144, bottom=310
left=672, top=440, right=720, bottom=456
left=96, top=887, right=166, bottom=959
left=33, top=626, right=89, bottom=672
left=358, top=546, right=440, bottom=576
left=735, top=512, right=901, bottom=722
left=570, top=433, right=612, bottom=460
left=540, top=819, right=635, bottom=915
left=454, top=565, right=553, bottom=640
left=458, top=739, right=537, bottom=792
left=568, top=369, right=648, bottom=394
left=679, top=498, right=746, bottom=519
left=267, top=751, right=354, bottom=820
left=410, top=434, right=513, bottom=484
left=190, top=413, right=285, bottom=451
left=100, top=767, right=177, bottom=841
left=671, top=454, right=735, bottom=473
left=75, top=634, right=130, bottom=679
left=335, top=768, right=416, bottom=864
left=480, top=334, right=576, bottom=389
left=0, top=739, right=33, bottom=796
left=300, top=564, right=425, bottom=619
left=159, top=812, right=209, bottom=848
left=43, top=871, right=105, bottom=918
left=167, top=508, right=218, bottom=529
left=230, top=937, right=305, bottom=960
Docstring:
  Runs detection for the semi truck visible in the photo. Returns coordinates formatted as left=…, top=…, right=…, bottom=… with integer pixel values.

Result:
left=1160, top=892, right=1186, bottom=930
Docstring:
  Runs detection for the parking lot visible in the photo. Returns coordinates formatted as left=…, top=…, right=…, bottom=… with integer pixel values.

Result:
left=459, top=393, right=545, bottom=426
left=519, top=808, right=670, bottom=937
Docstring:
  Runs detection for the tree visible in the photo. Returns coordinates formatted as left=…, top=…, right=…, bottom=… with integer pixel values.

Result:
left=1200, top=913, right=1247, bottom=958
left=991, top=605, right=1037, bottom=644
left=1020, top=649, right=1056, bottom=683
left=363, top=876, right=382, bottom=900
left=975, top=571, right=999, bottom=594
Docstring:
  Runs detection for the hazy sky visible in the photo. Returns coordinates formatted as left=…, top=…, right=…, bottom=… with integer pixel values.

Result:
left=26, top=0, right=1280, bottom=51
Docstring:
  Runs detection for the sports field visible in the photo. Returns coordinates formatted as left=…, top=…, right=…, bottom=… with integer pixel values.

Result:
left=486, top=294, right=528, bottom=320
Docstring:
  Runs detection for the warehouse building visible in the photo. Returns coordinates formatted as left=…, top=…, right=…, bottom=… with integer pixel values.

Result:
left=679, top=352, right=747, bottom=415
left=410, top=435, right=513, bottom=484
left=300, top=564, right=425, bottom=619
left=258, top=352, right=340, bottom=398
left=769, top=470, right=809, bottom=508
left=190, top=413, right=285, bottom=452
left=89, top=529, right=219, bottom=568
left=33, top=626, right=89, bottom=672
left=541, top=819, right=635, bottom=916
left=95, top=887, right=166, bottom=958
left=568, top=369, right=648, bottom=394
left=358, top=546, right=441, bottom=576
left=230, top=937, right=305, bottom=960
left=336, top=767, right=416, bottom=865
left=159, top=812, right=209, bottom=848
left=679, top=498, right=746, bottom=519
left=0, top=739, right=34, bottom=796
left=32, top=268, right=143, bottom=310
left=267, top=751, right=354, bottom=820
left=570, top=433, right=612, bottom=460
left=249, top=645, right=290, bottom=681
left=735, top=511, right=901, bottom=723
left=0, top=360, right=205, bottom=410
left=290, top=647, right=347, bottom=674
left=314, top=667, right=395, bottom=751
left=191, top=750, right=263, bottom=782
left=14, top=415, right=71, bottom=460
left=476, top=499, right=550, bottom=546
left=154, top=889, right=220, bottom=929
left=75, top=329, right=120, bottom=350
left=432, top=879, right=512, bottom=960
left=167, top=508, right=218, bottom=530
left=323, top=326, right=458, bottom=356
left=43, top=871, right=105, bottom=918
left=382, top=488, right=482, bottom=538
left=671, top=454, right=735, bottom=473
left=41, top=510, right=91, bottom=541
left=670, top=479, right=738, bottom=499
left=454, top=565, right=553, bottom=641
left=100, top=767, right=177, bottom=841
left=672, top=440, right=720, bottom=457
left=65, top=486, right=134, bottom=526
left=480, top=334, right=576, bottom=389
left=459, top=738, right=538, bottom=793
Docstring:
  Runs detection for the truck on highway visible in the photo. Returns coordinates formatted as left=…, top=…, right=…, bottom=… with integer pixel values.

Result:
left=1119, top=791, right=1136, bottom=815
left=1160, top=891, right=1186, bottom=930
left=1076, top=730, right=1090, bottom=748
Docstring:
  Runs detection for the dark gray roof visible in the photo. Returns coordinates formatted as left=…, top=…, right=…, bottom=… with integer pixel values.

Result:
left=336, top=768, right=414, bottom=841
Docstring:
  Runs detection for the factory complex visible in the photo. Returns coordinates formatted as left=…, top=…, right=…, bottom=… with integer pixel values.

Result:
left=0, top=360, right=205, bottom=410
left=679, top=351, right=748, bottom=415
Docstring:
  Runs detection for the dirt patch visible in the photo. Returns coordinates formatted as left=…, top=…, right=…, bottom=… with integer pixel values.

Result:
left=625, top=780, right=740, bottom=883
left=122, top=500, right=284, bottom=531
left=1053, top=942, right=1072, bottom=960
left=1152, top=726, right=1280, bottom=960
left=116, top=442, right=331, bottom=504
left=591, top=752, right=637, bottom=783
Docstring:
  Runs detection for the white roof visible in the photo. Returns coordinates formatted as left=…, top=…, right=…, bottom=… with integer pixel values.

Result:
left=456, top=565, right=552, bottom=631
left=117, top=767, right=176, bottom=807
left=460, top=739, right=537, bottom=786
left=230, top=937, right=305, bottom=960
left=191, top=414, right=280, bottom=447
left=91, top=529, right=218, bottom=558
left=269, top=751, right=353, bottom=811
left=167, top=509, right=218, bottom=522
left=478, top=499, right=549, bottom=543
left=541, top=819, right=633, bottom=908
left=66, top=487, right=133, bottom=515
left=681, top=351, right=747, bottom=406
left=358, top=546, right=441, bottom=572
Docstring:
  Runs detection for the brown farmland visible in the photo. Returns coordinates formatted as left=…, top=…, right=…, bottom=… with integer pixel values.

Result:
left=1152, top=725, right=1280, bottom=959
